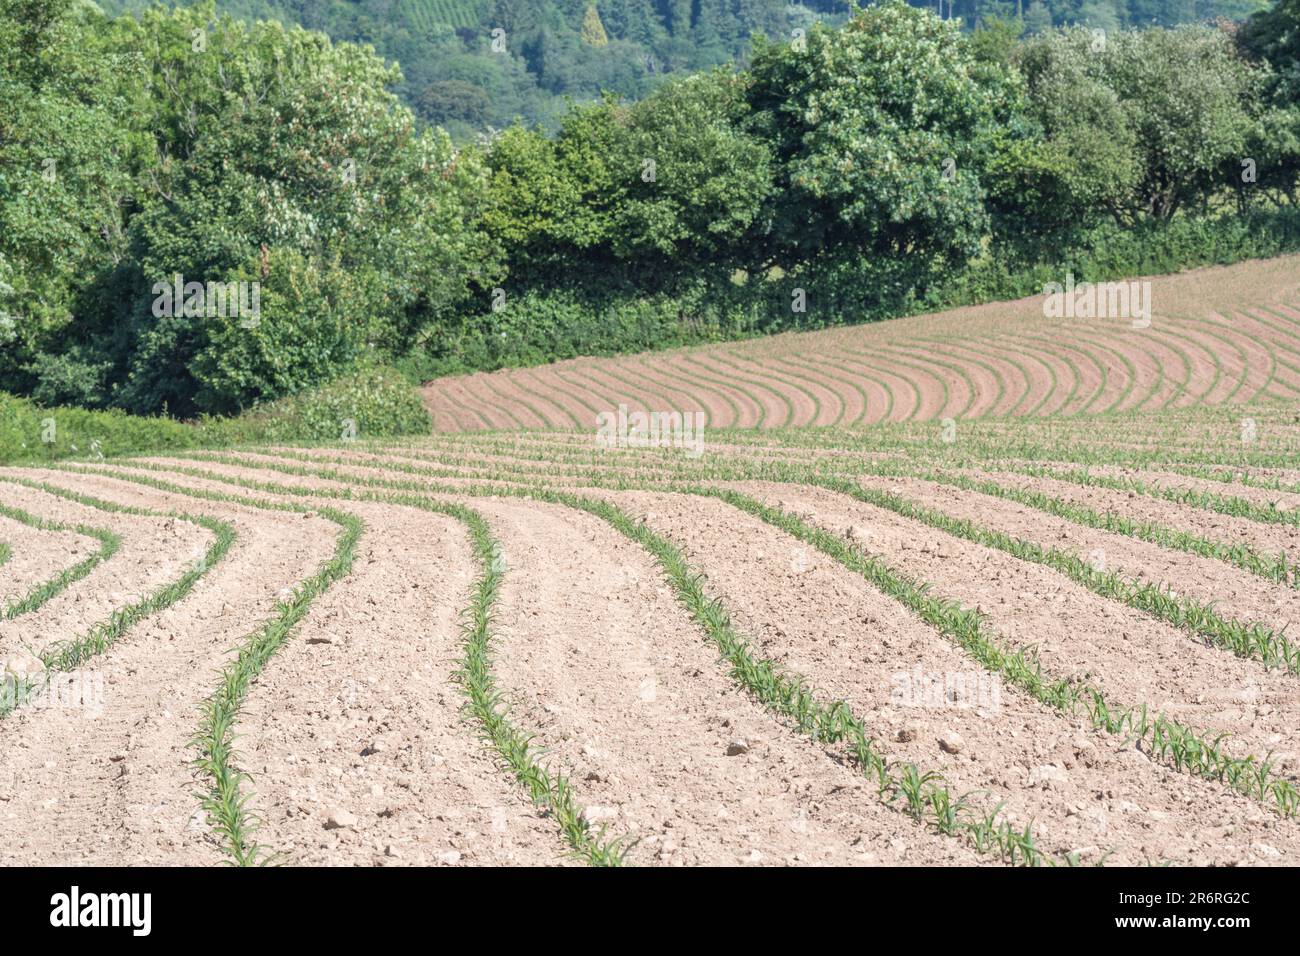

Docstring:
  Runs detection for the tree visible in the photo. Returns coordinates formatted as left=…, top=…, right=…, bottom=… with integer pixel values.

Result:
left=2, top=1, right=501, bottom=416
left=0, top=0, right=141, bottom=402
left=744, top=1, right=999, bottom=294
left=1241, top=0, right=1300, bottom=101
left=1011, top=26, right=1263, bottom=227
left=1239, top=0, right=1300, bottom=204
left=606, top=71, right=774, bottom=283
left=1023, top=1, right=1053, bottom=31
left=483, top=101, right=625, bottom=282
left=484, top=68, right=773, bottom=295
left=116, top=6, right=503, bottom=413
left=417, top=80, right=493, bottom=127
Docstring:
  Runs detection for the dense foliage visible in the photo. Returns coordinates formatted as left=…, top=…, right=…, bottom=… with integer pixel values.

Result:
left=4, top=0, right=1300, bottom=421
left=229, top=362, right=433, bottom=442
left=2, top=0, right=497, bottom=416
left=459, top=2, right=1300, bottom=362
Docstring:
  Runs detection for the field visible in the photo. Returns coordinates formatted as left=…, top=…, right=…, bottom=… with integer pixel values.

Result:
left=423, top=257, right=1300, bottom=429
left=2, top=257, right=1300, bottom=867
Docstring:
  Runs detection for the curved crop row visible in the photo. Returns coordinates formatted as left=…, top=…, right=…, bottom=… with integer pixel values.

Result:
left=0, top=475, right=233, bottom=719
left=420, top=267, right=1300, bottom=433
left=129, top=449, right=1300, bottom=831
left=0, top=494, right=123, bottom=621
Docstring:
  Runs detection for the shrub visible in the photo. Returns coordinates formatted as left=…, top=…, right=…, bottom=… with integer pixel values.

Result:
left=931, top=206, right=1300, bottom=308
left=0, top=391, right=198, bottom=463
left=412, top=279, right=774, bottom=377
left=211, top=364, right=432, bottom=444
left=186, top=251, right=371, bottom=416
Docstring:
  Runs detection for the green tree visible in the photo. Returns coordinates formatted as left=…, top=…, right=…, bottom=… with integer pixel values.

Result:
left=0, top=0, right=142, bottom=401
left=1241, top=0, right=1300, bottom=101
left=1011, top=26, right=1263, bottom=228
left=581, top=3, right=610, bottom=44
left=1239, top=0, right=1300, bottom=204
left=744, top=2, right=998, bottom=291
left=2, top=1, right=500, bottom=415
left=607, top=71, right=774, bottom=282
left=484, top=100, right=625, bottom=281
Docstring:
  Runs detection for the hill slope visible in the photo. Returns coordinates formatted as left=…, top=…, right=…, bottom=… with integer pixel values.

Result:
left=420, top=255, right=1300, bottom=430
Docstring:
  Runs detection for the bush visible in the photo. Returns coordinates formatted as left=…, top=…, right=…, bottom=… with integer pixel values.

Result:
left=932, top=207, right=1300, bottom=308
left=186, top=251, right=370, bottom=416
left=0, top=391, right=199, bottom=463
left=210, top=364, right=432, bottom=444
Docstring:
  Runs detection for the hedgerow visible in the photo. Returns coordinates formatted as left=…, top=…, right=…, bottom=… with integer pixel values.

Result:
left=0, top=365, right=431, bottom=464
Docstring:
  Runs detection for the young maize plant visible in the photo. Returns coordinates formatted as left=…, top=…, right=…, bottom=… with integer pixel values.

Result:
left=95, top=455, right=1084, bottom=865
left=32, top=416, right=1300, bottom=868
left=0, top=497, right=122, bottom=620
left=67, top=462, right=634, bottom=866
left=704, top=486, right=1300, bottom=823
left=0, top=477, right=233, bottom=720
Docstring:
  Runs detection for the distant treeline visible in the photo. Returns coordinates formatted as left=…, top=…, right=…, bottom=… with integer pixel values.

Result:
left=95, top=0, right=1273, bottom=135
left=3, top=0, right=1299, bottom=419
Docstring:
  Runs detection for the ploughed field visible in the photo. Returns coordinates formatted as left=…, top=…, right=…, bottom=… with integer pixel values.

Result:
left=423, top=256, right=1300, bottom=430
left=3, top=406, right=1299, bottom=865
left=3, top=260, right=1300, bottom=866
